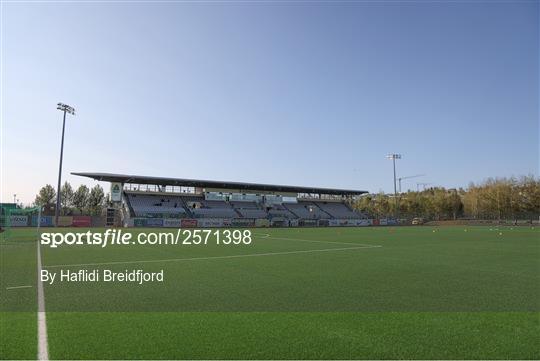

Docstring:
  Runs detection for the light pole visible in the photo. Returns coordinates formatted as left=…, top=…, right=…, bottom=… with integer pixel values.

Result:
left=386, top=154, right=401, bottom=218
left=13, top=194, right=16, bottom=204
left=55, top=103, right=76, bottom=226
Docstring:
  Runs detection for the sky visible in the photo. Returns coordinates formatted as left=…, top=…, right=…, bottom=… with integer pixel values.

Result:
left=1, top=1, right=538, bottom=204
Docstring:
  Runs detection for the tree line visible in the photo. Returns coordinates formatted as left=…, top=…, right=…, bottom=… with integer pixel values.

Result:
left=353, top=175, right=540, bottom=221
left=33, top=182, right=108, bottom=216
left=28, top=175, right=540, bottom=220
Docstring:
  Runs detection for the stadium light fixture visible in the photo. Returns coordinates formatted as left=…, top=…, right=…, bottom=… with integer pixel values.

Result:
left=57, top=103, right=75, bottom=115
left=386, top=154, right=401, bottom=218
left=55, top=103, right=76, bottom=226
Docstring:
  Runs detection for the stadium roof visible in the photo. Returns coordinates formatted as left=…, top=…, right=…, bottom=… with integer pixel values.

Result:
left=72, top=172, right=368, bottom=196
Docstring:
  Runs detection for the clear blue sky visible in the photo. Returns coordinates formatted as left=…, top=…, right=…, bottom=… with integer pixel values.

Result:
left=2, top=1, right=538, bottom=204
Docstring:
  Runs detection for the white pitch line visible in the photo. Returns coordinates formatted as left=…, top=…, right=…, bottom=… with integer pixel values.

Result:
left=254, top=233, right=377, bottom=247
left=37, top=237, right=49, bottom=361
left=5, top=285, right=32, bottom=290
left=44, top=245, right=381, bottom=269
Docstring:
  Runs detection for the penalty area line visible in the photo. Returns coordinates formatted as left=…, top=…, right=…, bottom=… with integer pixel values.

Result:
left=254, top=233, right=378, bottom=247
left=5, top=285, right=32, bottom=290
left=44, top=245, right=382, bottom=269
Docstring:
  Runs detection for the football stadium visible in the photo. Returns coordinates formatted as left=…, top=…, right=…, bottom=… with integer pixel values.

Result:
left=1, top=173, right=539, bottom=359
left=74, top=172, right=374, bottom=228
left=2, top=2, right=539, bottom=361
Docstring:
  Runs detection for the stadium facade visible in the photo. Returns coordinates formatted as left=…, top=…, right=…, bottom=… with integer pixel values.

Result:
left=73, top=172, right=379, bottom=227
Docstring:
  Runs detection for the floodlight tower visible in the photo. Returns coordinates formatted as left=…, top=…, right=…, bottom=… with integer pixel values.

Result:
left=386, top=154, right=401, bottom=218
left=13, top=194, right=16, bottom=203
left=55, top=103, right=76, bottom=226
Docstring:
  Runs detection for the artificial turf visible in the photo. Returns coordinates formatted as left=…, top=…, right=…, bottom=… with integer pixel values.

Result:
left=1, top=226, right=539, bottom=359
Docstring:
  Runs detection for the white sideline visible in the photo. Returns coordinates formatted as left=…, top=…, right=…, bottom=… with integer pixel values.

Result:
left=37, top=237, right=49, bottom=360
left=44, top=244, right=381, bottom=269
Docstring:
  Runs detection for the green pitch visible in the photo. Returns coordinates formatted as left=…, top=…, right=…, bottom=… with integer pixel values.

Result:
left=1, top=226, right=539, bottom=359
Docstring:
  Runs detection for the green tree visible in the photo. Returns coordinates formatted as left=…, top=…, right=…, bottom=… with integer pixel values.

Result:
left=87, top=185, right=105, bottom=216
left=60, top=181, right=74, bottom=215
left=72, top=185, right=89, bottom=214
left=34, top=184, right=56, bottom=214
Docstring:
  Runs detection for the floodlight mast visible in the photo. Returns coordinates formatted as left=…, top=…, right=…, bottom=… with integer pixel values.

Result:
left=386, top=154, right=401, bottom=218
left=55, top=103, right=76, bottom=226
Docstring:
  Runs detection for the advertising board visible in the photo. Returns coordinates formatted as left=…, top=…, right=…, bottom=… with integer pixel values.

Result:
left=181, top=219, right=198, bottom=227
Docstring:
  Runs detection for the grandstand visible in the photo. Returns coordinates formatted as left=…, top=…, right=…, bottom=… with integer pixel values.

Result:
left=73, top=172, right=369, bottom=227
